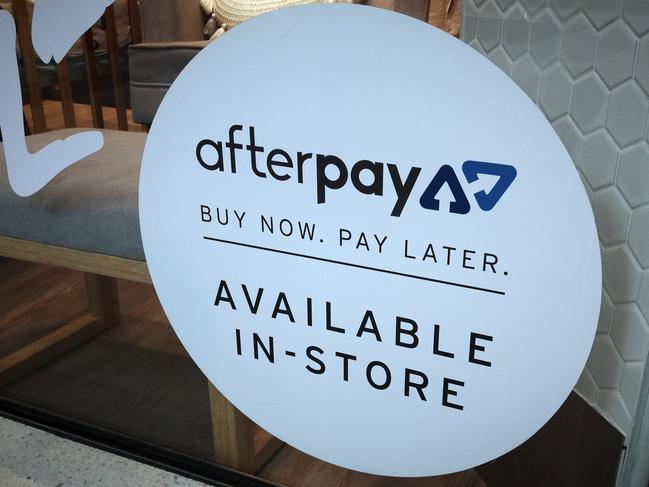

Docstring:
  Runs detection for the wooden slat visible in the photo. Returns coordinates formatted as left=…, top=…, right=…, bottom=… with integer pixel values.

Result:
left=0, top=236, right=150, bottom=284
left=12, top=0, right=46, bottom=133
left=103, top=5, right=128, bottom=131
left=22, top=111, right=31, bottom=135
left=0, top=312, right=106, bottom=387
left=55, top=57, right=77, bottom=128
left=127, top=0, right=142, bottom=44
left=81, top=30, right=105, bottom=129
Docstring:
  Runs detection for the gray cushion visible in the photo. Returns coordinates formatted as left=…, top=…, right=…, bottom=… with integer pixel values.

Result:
left=0, top=129, right=147, bottom=261
left=129, top=41, right=207, bottom=124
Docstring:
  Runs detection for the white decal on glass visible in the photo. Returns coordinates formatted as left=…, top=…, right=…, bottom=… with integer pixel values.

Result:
left=0, top=1, right=115, bottom=197
left=32, top=0, right=115, bottom=63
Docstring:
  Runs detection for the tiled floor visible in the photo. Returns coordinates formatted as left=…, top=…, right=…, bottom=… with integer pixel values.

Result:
left=0, top=417, right=206, bottom=487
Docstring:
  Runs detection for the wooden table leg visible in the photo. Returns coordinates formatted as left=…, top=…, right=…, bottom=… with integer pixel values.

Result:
left=208, top=382, right=283, bottom=473
left=84, top=273, right=120, bottom=328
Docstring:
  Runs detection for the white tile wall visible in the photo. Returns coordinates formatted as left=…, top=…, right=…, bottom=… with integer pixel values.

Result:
left=462, top=0, right=649, bottom=437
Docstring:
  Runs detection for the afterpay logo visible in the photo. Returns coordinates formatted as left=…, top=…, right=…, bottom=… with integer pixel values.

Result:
left=196, top=124, right=517, bottom=217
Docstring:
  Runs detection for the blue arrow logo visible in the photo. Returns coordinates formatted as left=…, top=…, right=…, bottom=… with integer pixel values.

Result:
left=462, top=160, right=517, bottom=212
left=419, top=164, right=472, bottom=215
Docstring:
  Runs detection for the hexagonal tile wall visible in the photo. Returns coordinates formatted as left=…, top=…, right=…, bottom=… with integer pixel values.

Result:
left=611, top=305, right=649, bottom=362
left=605, top=82, right=648, bottom=148
left=463, top=0, right=649, bottom=437
left=635, top=37, right=649, bottom=95
left=638, top=272, right=649, bottom=322
left=539, top=63, right=572, bottom=120
left=620, top=361, right=645, bottom=416
left=588, top=335, right=625, bottom=389
left=622, top=0, right=649, bottom=37
left=511, top=54, right=542, bottom=101
left=577, top=366, right=599, bottom=402
left=502, top=5, right=530, bottom=60
left=591, top=188, right=630, bottom=246
left=598, top=289, right=615, bottom=334
left=463, top=0, right=479, bottom=40
left=579, top=130, right=618, bottom=190
left=476, top=1, right=503, bottom=52
left=561, top=14, right=597, bottom=78
left=629, top=208, right=649, bottom=268
left=520, top=0, right=546, bottom=15
left=530, top=11, right=562, bottom=67
left=618, top=144, right=649, bottom=208
left=584, top=0, right=620, bottom=30
left=570, top=72, right=608, bottom=134
left=548, top=0, right=580, bottom=20
left=552, top=117, right=583, bottom=162
left=595, top=20, right=636, bottom=89
left=603, top=246, right=642, bottom=303
left=488, top=46, right=513, bottom=75
left=495, top=0, right=516, bottom=13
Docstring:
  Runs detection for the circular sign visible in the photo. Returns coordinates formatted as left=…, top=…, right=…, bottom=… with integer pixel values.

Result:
left=139, top=4, right=600, bottom=477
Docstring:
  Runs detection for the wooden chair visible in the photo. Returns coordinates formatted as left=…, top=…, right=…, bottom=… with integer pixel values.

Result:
left=13, top=0, right=137, bottom=133
left=0, top=234, right=281, bottom=473
left=2, top=0, right=459, bottom=474
left=0, top=0, right=282, bottom=473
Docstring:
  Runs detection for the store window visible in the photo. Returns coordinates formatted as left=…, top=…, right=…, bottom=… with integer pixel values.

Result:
left=1, top=1, right=647, bottom=486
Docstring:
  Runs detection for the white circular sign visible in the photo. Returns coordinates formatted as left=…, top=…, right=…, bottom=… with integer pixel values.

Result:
left=139, top=4, right=600, bottom=477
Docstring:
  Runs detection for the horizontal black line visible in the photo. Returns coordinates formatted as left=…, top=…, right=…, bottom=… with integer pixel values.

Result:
left=285, top=351, right=296, bottom=357
left=203, top=236, right=505, bottom=296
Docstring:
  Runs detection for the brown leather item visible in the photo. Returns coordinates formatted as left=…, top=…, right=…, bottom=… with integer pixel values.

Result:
left=428, top=0, right=462, bottom=36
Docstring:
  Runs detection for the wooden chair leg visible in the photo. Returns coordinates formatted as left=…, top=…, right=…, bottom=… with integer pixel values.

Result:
left=0, top=273, right=120, bottom=387
left=208, top=382, right=283, bottom=473
left=84, top=273, right=120, bottom=328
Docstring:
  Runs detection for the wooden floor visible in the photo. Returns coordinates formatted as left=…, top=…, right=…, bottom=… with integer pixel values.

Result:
left=0, top=259, right=485, bottom=487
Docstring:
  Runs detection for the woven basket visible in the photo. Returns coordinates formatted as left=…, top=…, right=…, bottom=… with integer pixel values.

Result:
left=202, top=0, right=329, bottom=27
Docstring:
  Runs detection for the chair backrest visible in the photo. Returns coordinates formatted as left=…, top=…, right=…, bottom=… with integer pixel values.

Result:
left=138, top=0, right=204, bottom=43
left=11, top=0, right=142, bottom=134
left=11, top=0, right=458, bottom=135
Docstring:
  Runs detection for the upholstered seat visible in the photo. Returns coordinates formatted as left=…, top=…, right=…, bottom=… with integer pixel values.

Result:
left=0, top=128, right=147, bottom=260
